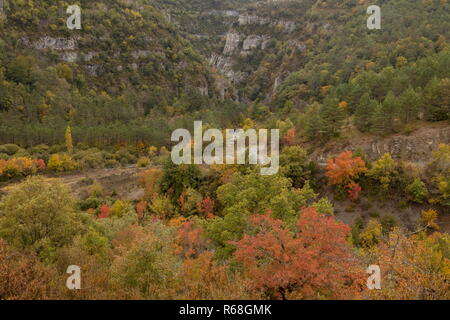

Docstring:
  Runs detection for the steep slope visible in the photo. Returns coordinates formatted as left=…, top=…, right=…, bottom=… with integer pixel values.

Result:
left=156, top=0, right=450, bottom=105
left=0, top=0, right=235, bottom=146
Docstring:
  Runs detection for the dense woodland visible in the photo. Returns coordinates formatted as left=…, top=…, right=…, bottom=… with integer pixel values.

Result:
left=0, top=0, right=449, bottom=300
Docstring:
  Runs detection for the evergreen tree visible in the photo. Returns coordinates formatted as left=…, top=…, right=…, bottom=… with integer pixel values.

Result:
left=354, top=93, right=376, bottom=132
left=372, top=92, right=398, bottom=135
left=398, top=88, right=421, bottom=124
left=320, top=96, right=346, bottom=138
left=424, top=78, right=450, bottom=121
left=303, top=103, right=322, bottom=140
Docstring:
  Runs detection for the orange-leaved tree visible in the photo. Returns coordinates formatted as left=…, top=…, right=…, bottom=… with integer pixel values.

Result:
left=232, top=207, right=364, bottom=300
left=326, top=151, right=367, bottom=201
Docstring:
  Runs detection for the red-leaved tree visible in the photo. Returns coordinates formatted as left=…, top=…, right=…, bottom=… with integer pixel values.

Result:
left=326, top=151, right=367, bottom=201
left=232, top=208, right=364, bottom=299
left=98, top=204, right=110, bottom=219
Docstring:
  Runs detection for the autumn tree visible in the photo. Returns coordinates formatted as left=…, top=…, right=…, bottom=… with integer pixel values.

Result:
left=138, top=168, right=162, bottom=200
left=370, top=229, right=450, bottom=300
left=65, top=125, right=74, bottom=155
left=111, top=223, right=181, bottom=299
left=232, top=208, right=364, bottom=300
left=0, top=240, right=60, bottom=300
left=326, top=151, right=367, bottom=201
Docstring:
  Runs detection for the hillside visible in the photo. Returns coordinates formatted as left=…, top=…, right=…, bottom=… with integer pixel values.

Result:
left=0, top=0, right=449, bottom=302
left=156, top=0, right=450, bottom=105
left=0, top=0, right=239, bottom=146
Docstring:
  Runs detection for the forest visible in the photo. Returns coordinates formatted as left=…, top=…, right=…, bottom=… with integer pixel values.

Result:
left=0, top=0, right=449, bottom=300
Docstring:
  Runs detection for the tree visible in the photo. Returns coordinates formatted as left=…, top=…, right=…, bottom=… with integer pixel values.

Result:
left=138, top=168, right=162, bottom=200
left=65, top=125, right=74, bottom=155
left=159, top=159, right=201, bottom=204
left=326, top=151, right=367, bottom=186
left=424, top=78, right=450, bottom=121
left=347, top=182, right=362, bottom=202
left=371, top=92, right=398, bottom=135
left=208, top=172, right=319, bottom=260
left=405, top=178, right=429, bottom=203
left=279, top=146, right=314, bottom=188
left=398, top=88, right=421, bottom=124
left=0, top=176, right=85, bottom=262
left=319, top=96, right=346, bottom=138
left=98, top=204, right=110, bottom=219
left=6, top=55, right=36, bottom=85
left=367, top=153, right=398, bottom=192
left=111, top=223, right=181, bottom=299
left=370, top=229, right=450, bottom=300
left=360, top=219, right=383, bottom=248
left=232, top=208, right=363, bottom=299
left=0, top=240, right=57, bottom=299
left=421, top=209, right=440, bottom=231
left=354, top=93, right=377, bottom=132
left=303, top=102, right=322, bottom=140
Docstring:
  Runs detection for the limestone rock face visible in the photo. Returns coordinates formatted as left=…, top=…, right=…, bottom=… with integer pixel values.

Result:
left=238, top=14, right=269, bottom=26
left=61, top=52, right=78, bottom=63
left=22, top=36, right=78, bottom=50
left=311, top=126, right=450, bottom=166
left=223, top=32, right=241, bottom=55
left=207, top=10, right=239, bottom=17
left=242, top=35, right=262, bottom=51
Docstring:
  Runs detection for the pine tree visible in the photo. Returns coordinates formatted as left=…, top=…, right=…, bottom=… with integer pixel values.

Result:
left=424, top=78, right=450, bottom=121
left=372, top=92, right=398, bottom=135
left=65, top=125, right=73, bottom=155
left=320, top=96, right=346, bottom=138
left=354, top=93, right=376, bottom=132
left=399, top=87, right=421, bottom=124
left=303, top=102, right=322, bottom=140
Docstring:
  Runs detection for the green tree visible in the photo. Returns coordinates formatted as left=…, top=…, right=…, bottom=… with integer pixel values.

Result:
left=405, top=177, right=429, bottom=203
left=159, top=159, right=201, bottom=204
left=208, top=171, right=320, bottom=260
left=354, top=93, right=376, bottom=132
left=320, top=96, right=346, bottom=138
left=279, top=146, right=314, bottom=188
left=424, top=78, right=450, bottom=121
left=398, top=88, right=421, bottom=124
left=371, top=92, right=399, bottom=135
left=0, top=176, right=85, bottom=262
left=367, top=153, right=399, bottom=193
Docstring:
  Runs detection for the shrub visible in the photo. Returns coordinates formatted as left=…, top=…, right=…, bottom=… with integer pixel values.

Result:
left=89, top=182, right=105, bottom=198
left=110, top=200, right=136, bottom=218
left=137, top=157, right=150, bottom=168
left=405, top=177, right=429, bottom=203
left=0, top=144, right=20, bottom=155
left=48, top=154, right=78, bottom=172
left=0, top=157, right=46, bottom=179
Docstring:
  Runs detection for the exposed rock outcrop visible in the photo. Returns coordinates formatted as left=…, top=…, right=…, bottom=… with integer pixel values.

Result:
left=22, top=36, right=78, bottom=50
left=222, top=32, right=241, bottom=55
left=311, top=125, right=450, bottom=165
left=238, top=14, right=269, bottom=26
